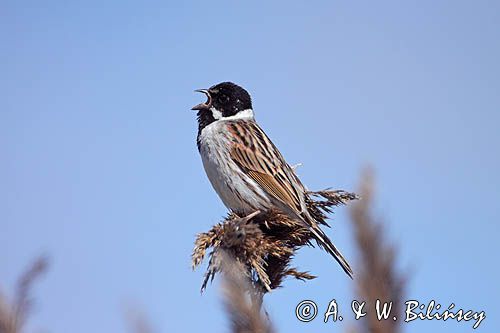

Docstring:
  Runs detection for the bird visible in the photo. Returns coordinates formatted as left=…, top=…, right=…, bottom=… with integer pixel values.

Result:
left=191, top=82, right=353, bottom=278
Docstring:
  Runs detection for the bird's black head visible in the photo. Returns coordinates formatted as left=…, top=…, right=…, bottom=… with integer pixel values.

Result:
left=192, top=82, right=253, bottom=121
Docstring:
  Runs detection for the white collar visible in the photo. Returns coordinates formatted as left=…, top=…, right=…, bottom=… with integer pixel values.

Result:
left=211, top=107, right=254, bottom=121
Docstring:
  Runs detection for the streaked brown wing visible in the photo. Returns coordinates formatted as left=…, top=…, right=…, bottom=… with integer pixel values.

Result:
left=227, top=121, right=354, bottom=278
left=227, top=121, right=304, bottom=214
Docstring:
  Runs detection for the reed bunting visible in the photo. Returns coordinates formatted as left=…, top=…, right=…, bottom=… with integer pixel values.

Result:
left=192, top=82, right=353, bottom=278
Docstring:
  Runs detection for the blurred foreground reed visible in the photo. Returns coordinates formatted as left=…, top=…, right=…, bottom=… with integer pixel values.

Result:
left=348, top=169, right=406, bottom=333
left=0, top=257, right=48, bottom=333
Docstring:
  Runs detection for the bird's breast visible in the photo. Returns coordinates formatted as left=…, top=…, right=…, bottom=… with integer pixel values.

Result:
left=197, top=121, right=271, bottom=214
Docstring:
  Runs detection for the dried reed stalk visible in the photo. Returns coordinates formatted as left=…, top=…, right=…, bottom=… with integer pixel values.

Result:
left=349, top=169, right=406, bottom=333
left=219, top=251, right=274, bottom=333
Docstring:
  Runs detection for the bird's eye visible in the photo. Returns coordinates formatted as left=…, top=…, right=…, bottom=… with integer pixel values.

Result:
left=219, top=94, right=229, bottom=103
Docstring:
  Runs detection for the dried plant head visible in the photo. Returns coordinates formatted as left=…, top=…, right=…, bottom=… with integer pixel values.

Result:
left=192, top=188, right=357, bottom=293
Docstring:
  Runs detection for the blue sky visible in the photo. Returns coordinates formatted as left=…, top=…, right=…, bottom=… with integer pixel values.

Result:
left=1, top=1, right=499, bottom=332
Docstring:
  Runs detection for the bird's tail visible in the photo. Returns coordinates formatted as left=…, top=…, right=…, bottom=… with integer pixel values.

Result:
left=300, top=213, right=353, bottom=278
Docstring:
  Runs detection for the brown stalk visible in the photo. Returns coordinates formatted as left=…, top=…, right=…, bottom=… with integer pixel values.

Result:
left=219, top=251, right=274, bottom=333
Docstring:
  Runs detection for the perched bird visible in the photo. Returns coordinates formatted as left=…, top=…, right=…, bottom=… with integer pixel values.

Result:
left=192, top=82, right=353, bottom=278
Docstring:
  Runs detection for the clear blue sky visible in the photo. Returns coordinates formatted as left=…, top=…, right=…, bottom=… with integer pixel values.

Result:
left=2, top=1, right=499, bottom=332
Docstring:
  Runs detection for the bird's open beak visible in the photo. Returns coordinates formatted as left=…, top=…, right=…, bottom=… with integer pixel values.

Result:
left=191, top=89, right=211, bottom=111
